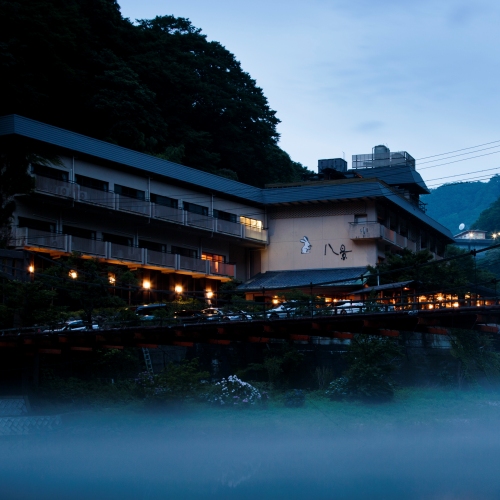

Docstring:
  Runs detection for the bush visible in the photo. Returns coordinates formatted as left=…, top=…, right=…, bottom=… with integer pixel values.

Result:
left=207, top=375, right=265, bottom=407
left=326, top=335, right=402, bottom=403
left=284, top=389, right=305, bottom=408
left=135, top=358, right=209, bottom=404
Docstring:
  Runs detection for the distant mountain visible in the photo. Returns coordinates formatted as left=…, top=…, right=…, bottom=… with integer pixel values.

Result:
left=422, top=175, right=500, bottom=235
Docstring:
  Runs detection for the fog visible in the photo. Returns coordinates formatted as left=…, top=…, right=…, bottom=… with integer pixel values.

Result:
left=2, top=415, right=500, bottom=499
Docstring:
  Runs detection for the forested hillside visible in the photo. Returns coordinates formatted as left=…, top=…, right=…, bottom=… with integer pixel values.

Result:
left=0, top=0, right=310, bottom=186
left=422, top=176, right=500, bottom=234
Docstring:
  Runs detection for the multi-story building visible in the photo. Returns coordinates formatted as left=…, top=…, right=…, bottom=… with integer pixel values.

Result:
left=0, top=115, right=453, bottom=303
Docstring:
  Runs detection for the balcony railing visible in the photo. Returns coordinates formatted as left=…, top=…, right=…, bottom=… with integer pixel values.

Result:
left=71, top=236, right=106, bottom=257
left=178, top=255, right=208, bottom=273
left=11, top=228, right=235, bottom=278
left=31, top=174, right=266, bottom=244
left=78, top=185, right=115, bottom=209
left=146, top=249, right=177, bottom=269
left=243, top=225, right=268, bottom=243
left=349, top=222, right=412, bottom=250
left=152, top=204, right=184, bottom=224
left=208, top=261, right=236, bottom=276
left=185, top=211, right=214, bottom=231
left=109, top=243, right=144, bottom=263
left=115, top=194, right=151, bottom=217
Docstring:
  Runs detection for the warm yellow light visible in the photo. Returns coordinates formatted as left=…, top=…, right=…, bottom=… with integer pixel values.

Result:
left=174, top=285, right=183, bottom=294
left=143, top=280, right=151, bottom=290
left=28, top=265, right=34, bottom=273
left=272, top=298, right=279, bottom=305
left=437, top=295, right=443, bottom=302
left=69, top=270, right=78, bottom=279
left=108, top=274, right=116, bottom=285
left=325, top=298, right=332, bottom=303
left=428, top=304, right=434, bottom=309
left=206, top=290, right=213, bottom=299
left=453, top=302, right=460, bottom=308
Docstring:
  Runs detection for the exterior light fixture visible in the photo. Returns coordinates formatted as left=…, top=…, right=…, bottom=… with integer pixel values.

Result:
left=108, top=274, right=116, bottom=285
left=206, top=290, right=213, bottom=299
left=69, top=270, right=78, bottom=279
left=272, top=297, right=279, bottom=305
left=143, top=280, right=151, bottom=290
left=28, top=265, right=34, bottom=273
left=174, top=285, right=183, bottom=294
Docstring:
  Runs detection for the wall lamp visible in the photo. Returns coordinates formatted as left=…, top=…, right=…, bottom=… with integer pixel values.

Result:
left=69, top=270, right=78, bottom=279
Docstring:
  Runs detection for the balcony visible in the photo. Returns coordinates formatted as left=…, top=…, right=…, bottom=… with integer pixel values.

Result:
left=115, top=194, right=151, bottom=217
left=31, top=174, right=266, bottom=245
left=11, top=228, right=235, bottom=278
left=349, top=222, right=412, bottom=250
left=243, top=225, right=268, bottom=243
left=152, top=204, right=184, bottom=224
left=71, top=236, right=106, bottom=257
left=78, top=185, right=115, bottom=209
left=185, top=211, right=214, bottom=231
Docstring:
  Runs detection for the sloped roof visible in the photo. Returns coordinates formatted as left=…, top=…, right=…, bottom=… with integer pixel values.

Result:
left=350, top=280, right=416, bottom=295
left=353, top=165, right=430, bottom=194
left=237, top=267, right=368, bottom=291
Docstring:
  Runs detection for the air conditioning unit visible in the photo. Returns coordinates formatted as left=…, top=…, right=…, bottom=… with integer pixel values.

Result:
left=79, top=191, right=89, bottom=201
left=56, top=186, right=71, bottom=197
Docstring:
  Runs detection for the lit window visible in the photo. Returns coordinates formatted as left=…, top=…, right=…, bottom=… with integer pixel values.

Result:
left=240, top=216, right=263, bottom=231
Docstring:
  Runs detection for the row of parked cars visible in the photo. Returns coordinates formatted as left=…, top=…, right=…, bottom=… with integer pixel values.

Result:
left=42, top=300, right=392, bottom=332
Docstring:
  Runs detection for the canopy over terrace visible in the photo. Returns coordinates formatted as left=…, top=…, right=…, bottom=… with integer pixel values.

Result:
left=238, top=267, right=368, bottom=301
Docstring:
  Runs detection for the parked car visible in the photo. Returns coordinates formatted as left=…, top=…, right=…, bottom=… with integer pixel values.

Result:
left=173, top=309, right=203, bottom=324
left=199, top=308, right=224, bottom=321
left=136, top=303, right=168, bottom=321
left=266, top=302, right=311, bottom=319
left=333, top=301, right=366, bottom=314
left=44, top=320, right=99, bottom=332
left=221, top=310, right=253, bottom=321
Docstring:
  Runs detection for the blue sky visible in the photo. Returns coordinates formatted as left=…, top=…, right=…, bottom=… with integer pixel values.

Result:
left=118, top=0, right=500, bottom=188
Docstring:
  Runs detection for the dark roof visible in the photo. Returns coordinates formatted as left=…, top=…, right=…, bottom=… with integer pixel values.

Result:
left=237, top=267, right=368, bottom=291
left=0, top=114, right=452, bottom=240
left=352, top=165, right=430, bottom=194
left=350, top=280, right=416, bottom=295
left=0, top=115, right=264, bottom=204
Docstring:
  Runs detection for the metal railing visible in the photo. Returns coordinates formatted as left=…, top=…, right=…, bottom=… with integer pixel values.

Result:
left=32, top=175, right=265, bottom=244
left=11, top=228, right=236, bottom=278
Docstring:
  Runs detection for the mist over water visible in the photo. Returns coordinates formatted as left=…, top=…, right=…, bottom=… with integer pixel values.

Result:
left=2, top=414, right=500, bottom=499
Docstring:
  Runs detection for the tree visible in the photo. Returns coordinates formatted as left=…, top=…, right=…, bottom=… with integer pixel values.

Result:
left=367, top=247, right=495, bottom=295
left=0, top=1, right=314, bottom=186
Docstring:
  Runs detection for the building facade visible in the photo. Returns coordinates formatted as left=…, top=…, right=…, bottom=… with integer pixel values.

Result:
left=0, top=115, right=454, bottom=304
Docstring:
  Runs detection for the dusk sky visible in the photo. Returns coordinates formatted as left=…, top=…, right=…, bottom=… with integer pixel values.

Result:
left=118, top=0, right=500, bottom=188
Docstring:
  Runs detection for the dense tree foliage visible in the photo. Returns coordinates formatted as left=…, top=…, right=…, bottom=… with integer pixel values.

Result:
left=423, top=176, right=500, bottom=233
left=367, top=247, right=496, bottom=293
left=0, top=0, right=310, bottom=186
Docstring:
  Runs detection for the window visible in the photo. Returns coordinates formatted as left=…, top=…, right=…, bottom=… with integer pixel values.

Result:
left=183, top=202, right=208, bottom=216
left=102, top=233, right=133, bottom=246
left=213, top=209, right=236, bottom=223
left=32, top=164, right=68, bottom=182
left=171, top=245, right=198, bottom=258
left=240, top=216, right=263, bottom=231
left=139, top=240, right=166, bottom=253
left=75, top=174, right=108, bottom=192
left=114, top=184, right=145, bottom=201
left=63, top=225, right=96, bottom=240
left=201, top=252, right=225, bottom=263
left=354, top=214, right=367, bottom=224
left=150, top=194, right=178, bottom=209
left=18, top=217, right=55, bottom=232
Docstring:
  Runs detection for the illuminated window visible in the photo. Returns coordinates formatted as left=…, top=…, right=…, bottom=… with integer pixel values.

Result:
left=240, top=216, right=263, bottom=231
left=202, top=252, right=225, bottom=262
